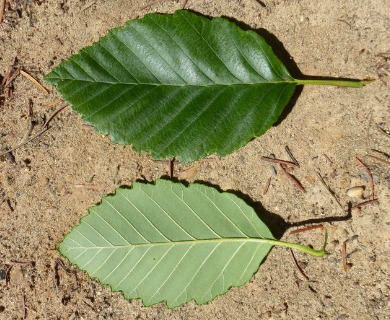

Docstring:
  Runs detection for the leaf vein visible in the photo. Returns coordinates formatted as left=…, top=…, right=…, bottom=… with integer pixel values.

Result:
left=118, top=190, right=169, bottom=242
left=179, top=12, right=242, bottom=83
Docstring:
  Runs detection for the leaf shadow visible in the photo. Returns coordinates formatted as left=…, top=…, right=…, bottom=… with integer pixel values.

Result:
left=179, top=178, right=353, bottom=240
left=184, top=10, right=364, bottom=127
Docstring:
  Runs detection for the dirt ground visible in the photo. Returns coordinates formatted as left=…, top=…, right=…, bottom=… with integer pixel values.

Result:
left=0, top=0, right=389, bottom=319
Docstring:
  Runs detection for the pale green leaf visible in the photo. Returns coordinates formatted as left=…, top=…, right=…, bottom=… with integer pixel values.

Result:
left=59, top=180, right=326, bottom=307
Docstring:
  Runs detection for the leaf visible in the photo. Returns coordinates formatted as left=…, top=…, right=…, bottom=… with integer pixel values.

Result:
left=45, top=10, right=369, bottom=163
left=59, top=179, right=326, bottom=308
left=46, top=10, right=292, bottom=163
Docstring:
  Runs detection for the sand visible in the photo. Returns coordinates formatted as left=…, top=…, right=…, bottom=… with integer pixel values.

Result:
left=0, top=0, right=389, bottom=319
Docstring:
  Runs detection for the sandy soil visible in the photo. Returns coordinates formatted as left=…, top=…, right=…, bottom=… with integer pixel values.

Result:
left=0, top=0, right=389, bottom=319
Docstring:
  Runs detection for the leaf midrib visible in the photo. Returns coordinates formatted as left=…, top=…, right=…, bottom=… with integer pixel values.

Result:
left=65, top=236, right=277, bottom=250
left=47, top=77, right=297, bottom=87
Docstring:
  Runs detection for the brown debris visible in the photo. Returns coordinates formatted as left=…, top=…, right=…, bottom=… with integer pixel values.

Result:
left=351, top=198, right=379, bottom=209
left=74, top=184, right=106, bottom=191
left=279, top=164, right=306, bottom=193
left=261, top=156, right=299, bottom=168
left=0, top=104, right=68, bottom=157
left=316, top=171, right=344, bottom=210
left=285, top=146, right=299, bottom=167
left=376, top=124, right=390, bottom=139
left=290, top=224, right=323, bottom=235
left=179, top=163, right=200, bottom=180
left=342, top=241, right=352, bottom=272
left=41, top=98, right=63, bottom=110
left=290, top=249, right=309, bottom=281
left=20, top=69, right=49, bottom=94
left=169, top=157, right=175, bottom=179
left=0, top=57, right=19, bottom=98
left=365, top=154, right=390, bottom=166
left=356, top=157, right=375, bottom=201
left=262, top=177, right=271, bottom=195
left=0, top=0, right=5, bottom=23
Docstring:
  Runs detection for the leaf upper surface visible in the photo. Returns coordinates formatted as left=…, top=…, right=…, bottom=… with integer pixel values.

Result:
left=45, top=10, right=296, bottom=163
left=59, top=180, right=275, bottom=307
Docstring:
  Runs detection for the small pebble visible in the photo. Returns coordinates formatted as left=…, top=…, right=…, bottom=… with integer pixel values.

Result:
left=346, top=186, right=364, bottom=198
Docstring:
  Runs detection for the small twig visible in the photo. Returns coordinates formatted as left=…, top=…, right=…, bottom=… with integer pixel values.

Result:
left=41, top=103, right=69, bottom=129
left=323, top=153, right=333, bottom=164
left=74, top=184, right=105, bottom=191
left=20, top=69, right=49, bottom=94
left=279, top=164, right=306, bottom=193
left=376, top=52, right=390, bottom=61
left=3, top=69, right=20, bottom=98
left=113, top=164, right=120, bottom=184
left=80, top=1, right=95, bottom=11
left=253, top=0, right=266, bottom=7
left=140, top=0, right=162, bottom=10
left=5, top=264, right=12, bottom=286
left=9, top=260, right=32, bottom=265
left=376, top=124, right=390, bottom=138
left=28, top=98, right=34, bottom=117
left=169, top=158, right=175, bottom=178
left=290, top=249, right=309, bottom=280
left=261, top=156, right=299, bottom=168
left=316, top=172, right=344, bottom=210
left=6, top=198, right=14, bottom=212
left=22, top=294, right=27, bottom=320
left=285, top=146, right=299, bottom=167
left=0, top=127, right=49, bottom=158
left=290, top=224, right=323, bottom=235
left=342, top=241, right=352, bottom=272
left=153, top=159, right=180, bottom=164
left=371, top=149, right=390, bottom=158
left=352, top=198, right=378, bottom=209
left=41, top=98, right=63, bottom=109
left=337, top=18, right=352, bottom=29
left=365, top=154, right=390, bottom=166
left=0, top=0, right=6, bottom=23
left=263, top=177, right=271, bottom=195
left=181, top=0, right=188, bottom=9
left=0, top=104, right=68, bottom=157
left=1, top=60, right=16, bottom=88
left=21, top=118, right=34, bottom=144
left=4, top=69, right=20, bottom=87
left=55, top=259, right=69, bottom=272
left=1, top=58, right=19, bottom=98
left=356, top=157, right=375, bottom=201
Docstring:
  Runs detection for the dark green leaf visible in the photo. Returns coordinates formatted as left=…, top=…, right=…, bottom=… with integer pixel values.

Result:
left=46, top=10, right=368, bottom=163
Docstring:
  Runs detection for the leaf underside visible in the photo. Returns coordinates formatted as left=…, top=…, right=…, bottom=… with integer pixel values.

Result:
left=59, top=180, right=275, bottom=308
left=45, top=10, right=296, bottom=163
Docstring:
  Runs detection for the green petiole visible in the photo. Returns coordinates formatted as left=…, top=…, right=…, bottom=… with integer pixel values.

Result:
left=296, top=78, right=373, bottom=88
